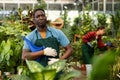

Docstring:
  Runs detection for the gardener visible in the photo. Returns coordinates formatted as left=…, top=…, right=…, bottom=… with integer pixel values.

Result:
left=81, top=25, right=111, bottom=64
left=22, top=8, right=73, bottom=66
left=81, top=26, right=112, bottom=77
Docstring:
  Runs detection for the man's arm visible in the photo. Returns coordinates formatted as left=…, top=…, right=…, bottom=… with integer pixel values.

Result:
left=22, top=47, right=57, bottom=60
left=48, top=44, right=73, bottom=65
left=59, top=44, right=73, bottom=60
left=97, top=35, right=106, bottom=48
left=22, top=49, right=44, bottom=60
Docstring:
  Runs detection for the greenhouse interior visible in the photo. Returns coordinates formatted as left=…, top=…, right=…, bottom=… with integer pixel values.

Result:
left=0, top=0, right=120, bottom=80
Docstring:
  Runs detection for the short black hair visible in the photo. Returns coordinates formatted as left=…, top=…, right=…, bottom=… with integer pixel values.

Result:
left=33, top=8, right=45, bottom=17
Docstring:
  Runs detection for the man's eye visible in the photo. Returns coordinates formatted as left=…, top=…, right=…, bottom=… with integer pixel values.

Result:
left=36, top=15, right=40, bottom=18
left=36, top=15, right=45, bottom=18
left=41, top=14, right=45, bottom=17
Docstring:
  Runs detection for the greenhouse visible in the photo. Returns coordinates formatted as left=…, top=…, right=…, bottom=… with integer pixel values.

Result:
left=0, top=0, right=120, bottom=80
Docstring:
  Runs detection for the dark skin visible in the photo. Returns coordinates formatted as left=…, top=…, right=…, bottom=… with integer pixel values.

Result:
left=22, top=10, right=73, bottom=60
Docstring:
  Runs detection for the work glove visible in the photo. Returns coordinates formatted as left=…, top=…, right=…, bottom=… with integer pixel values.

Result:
left=44, top=47, right=57, bottom=57
left=48, top=58, right=59, bottom=65
left=87, top=42, right=92, bottom=47
left=106, top=41, right=112, bottom=46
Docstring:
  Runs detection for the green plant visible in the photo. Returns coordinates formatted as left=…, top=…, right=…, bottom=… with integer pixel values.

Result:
left=110, top=57, right=120, bottom=80
left=96, top=13, right=107, bottom=26
left=0, top=39, right=23, bottom=72
left=10, top=60, right=80, bottom=80
left=0, top=20, right=30, bottom=73
left=111, top=11, right=120, bottom=37
left=89, top=48, right=120, bottom=80
left=35, top=0, right=47, bottom=9
left=71, top=40, right=82, bottom=62
left=79, top=12, right=96, bottom=36
left=61, top=8, right=71, bottom=29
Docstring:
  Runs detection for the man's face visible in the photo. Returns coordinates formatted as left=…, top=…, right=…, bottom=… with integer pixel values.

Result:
left=34, top=10, right=47, bottom=28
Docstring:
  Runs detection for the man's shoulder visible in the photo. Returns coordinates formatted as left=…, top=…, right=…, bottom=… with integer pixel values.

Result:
left=48, top=27, right=62, bottom=33
left=26, top=29, right=37, bottom=37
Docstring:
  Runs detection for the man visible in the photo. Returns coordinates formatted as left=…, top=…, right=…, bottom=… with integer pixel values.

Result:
left=22, top=8, right=73, bottom=67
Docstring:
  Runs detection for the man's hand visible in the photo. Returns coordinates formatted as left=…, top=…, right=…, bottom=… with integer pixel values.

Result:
left=48, top=58, right=59, bottom=65
left=106, top=42, right=112, bottom=46
left=44, top=47, right=57, bottom=57
left=87, top=42, right=92, bottom=47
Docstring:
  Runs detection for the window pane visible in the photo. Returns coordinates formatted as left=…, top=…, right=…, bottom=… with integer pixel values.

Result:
left=48, top=4, right=61, bottom=10
left=99, top=4, right=103, bottom=11
left=20, top=4, right=33, bottom=10
left=106, top=3, right=112, bottom=11
left=94, top=3, right=98, bottom=10
left=114, top=3, right=120, bottom=11
left=5, top=4, right=18, bottom=10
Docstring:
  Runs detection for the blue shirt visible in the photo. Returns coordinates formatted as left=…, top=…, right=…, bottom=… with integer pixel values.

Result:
left=23, top=27, right=70, bottom=50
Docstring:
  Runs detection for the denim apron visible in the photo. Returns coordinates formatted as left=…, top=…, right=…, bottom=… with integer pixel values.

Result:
left=34, top=29, right=60, bottom=67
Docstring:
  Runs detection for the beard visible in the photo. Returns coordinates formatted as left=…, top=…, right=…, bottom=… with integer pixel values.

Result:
left=36, top=20, right=47, bottom=29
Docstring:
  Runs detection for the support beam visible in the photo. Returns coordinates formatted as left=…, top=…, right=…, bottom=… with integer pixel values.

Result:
left=103, top=0, right=106, bottom=13
left=112, top=0, right=114, bottom=14
left=97, top=0, right=99, bottom=12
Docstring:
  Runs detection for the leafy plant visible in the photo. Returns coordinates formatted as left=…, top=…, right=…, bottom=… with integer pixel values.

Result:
left=97, top=13, right=107, bottom=26
left=111, top=11, right=120, bottom=37
left=0, top=38, right=24, bottom=73
left=0, top=20, right=30, bottom=73
left=71, top=40, right=82, bottom=63
left=10, top=60, right=80, bottom=80
left=110, top=57, right=120, bottom=80
left=35, top=0, right=47, bottom=9
left=79, top=12, right=96, bottom=36
left=10, top=75, right=31, bottom=80
left=89, top=49, right=120, bottom=80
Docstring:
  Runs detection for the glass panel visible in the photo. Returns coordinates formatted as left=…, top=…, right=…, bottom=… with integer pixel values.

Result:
left=94, top=3, right=98, bottom=10
left=0, top=3, right=3, bottom=19
left=114, top=3, right=120, bottom=11
left=48, top=3, right=80, bottom=10
left=63, top=4, right=75, bottom=10
left=99, top=0, right=103, bottom=2
left=48, top=4, right=61, bottom=10
left=5, top=4, right=18, bottom=10
left=114, top=0, right=120, bottom=1
left=20, top=4, right=33, bottom=10
left=77, top=4, right=82, bottom=11
left=99, top=4, right=103, bottom=11
left=107, top=0, right=112, bottom=1
left=106, top=3, right=112, bottom=11
left=0, top=3, right=3, bottom=10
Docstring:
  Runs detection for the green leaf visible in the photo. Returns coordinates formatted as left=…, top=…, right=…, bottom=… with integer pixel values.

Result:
left=43, top=69, right=56, bottom=80
left=90, top=51, right=116, bottom=80
left=3, top=40, right=11, bottom=54
left=10, top=75, right=31, bottom=80
left=26, top=60, right=44, bottom=73
left=30, top=72, right=43, bottom=80
left=59, top=70, right=81, bottom=80
left=45, top=60, right=66, bottom=72
left=30, top=70, right=56, bottom=80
